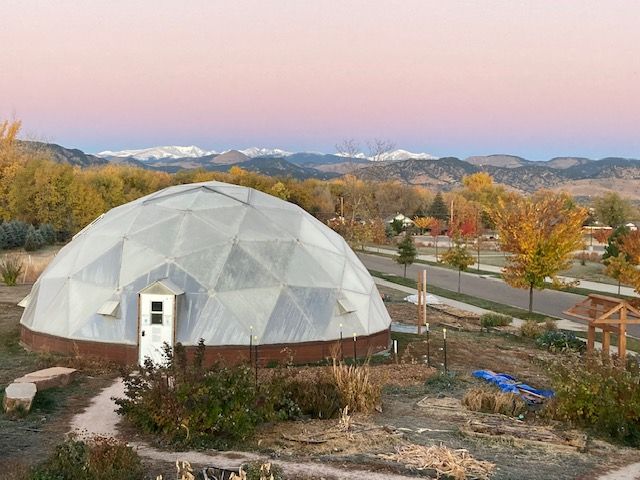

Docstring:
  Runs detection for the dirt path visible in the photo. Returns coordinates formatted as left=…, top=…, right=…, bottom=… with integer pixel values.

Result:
left=597, top=462, right=640, bottom=480
left=70, top=378, right=417, bottom=480
left=70, top=377, right=124, bottom=438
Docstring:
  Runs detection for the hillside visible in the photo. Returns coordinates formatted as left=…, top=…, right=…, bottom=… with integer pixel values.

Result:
left=546, top=157, right=593, bottom=169
left=25, top=140, right=640, bottom=197
left=19, top=141, right=107, bottom=167
left=209, top=157, right=341, bottom=180
left=354, top=158, right=478, bottom=188
left=464, top=154, right=529, bottom=168
left=354, top=156, right=640, bottom=198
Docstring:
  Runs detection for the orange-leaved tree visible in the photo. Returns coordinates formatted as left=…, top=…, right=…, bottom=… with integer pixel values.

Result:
left=491, top=191, right=587, bottom=312
left=617, top=230, right=640, bottom=293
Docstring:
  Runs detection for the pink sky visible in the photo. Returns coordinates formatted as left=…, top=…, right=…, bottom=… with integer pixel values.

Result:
left=1, top=0, right=639, bottom=159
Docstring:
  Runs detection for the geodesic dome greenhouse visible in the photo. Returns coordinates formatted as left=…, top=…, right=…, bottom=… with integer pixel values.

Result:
left=19, top=181, right=391, bottom=364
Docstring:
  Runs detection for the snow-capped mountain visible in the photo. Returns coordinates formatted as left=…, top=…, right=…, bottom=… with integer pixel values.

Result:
left=96, top=145, right=436, bottom=162
left=374, top=149, right=438, bottom=161
left=335, top=149, right=437, bottom=161
left=238, top=147, right=293, bottom=158
left=97, top=145, right=216, bottom=160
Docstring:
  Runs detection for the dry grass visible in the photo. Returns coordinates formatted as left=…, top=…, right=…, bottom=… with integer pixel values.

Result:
left=0, top=250, right=55, bottom=284
left=544, top=317, right=558, bottom=332
left=331, top=359, right=381, bottom=414
left=462, top=388, right=527, bottom=417
left=0, top=255, right=23, bottom=286
left=254, top=417, right=403, bottom=457
left=379, top=444, right=495, bottom=480
left=520, top=319, right=543, bottom=338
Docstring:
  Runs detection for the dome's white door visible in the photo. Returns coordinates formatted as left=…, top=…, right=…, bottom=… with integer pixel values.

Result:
left=138, top=293, right=175, bottom=365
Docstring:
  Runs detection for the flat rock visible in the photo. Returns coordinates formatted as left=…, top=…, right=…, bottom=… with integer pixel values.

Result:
left=3, top=382, right=37, bottom=414
left=15, top=366, right=78, bottom=391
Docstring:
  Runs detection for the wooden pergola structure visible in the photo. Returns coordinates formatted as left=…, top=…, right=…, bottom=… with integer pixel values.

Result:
left=564, top=293, right=640, bottom=359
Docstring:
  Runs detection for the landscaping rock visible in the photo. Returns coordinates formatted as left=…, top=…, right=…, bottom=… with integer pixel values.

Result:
left=14, top=367, right=78, bottom=391
left=3, top=382, right=37, bottom=414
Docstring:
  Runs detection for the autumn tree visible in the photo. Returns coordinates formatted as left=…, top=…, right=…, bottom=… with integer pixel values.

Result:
left=460, top=172, right=506, bottom=211
left=604, top=254, right=631, bottom=295
left=620, top=230, right=640, bottom=264
left=413, top=216, right=435, bottom=235
left=491, top=191, right=587, bottom=312
left=269, top=181, right=290, bottom=200
left=602, top=225, right=630, bottom=262
left=9, top=158, right=75, bottom=231
left=430, top=218, right=441, bottom=261
left=614, top=230, right=640, bottom=293
left=593, top=192, right=634, bottom=227
left=396, top=234, right=417, bottom=277
left=592, top=228, right=612, bottom=245
left=0, top=120, right=28, bottom=219
left=370, top=219, right=388, bottom=245
left=440, top=237, right=475, bottom=293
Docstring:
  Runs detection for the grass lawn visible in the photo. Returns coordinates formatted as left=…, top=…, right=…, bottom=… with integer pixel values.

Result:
left=562, top=260, right=625, bottom=286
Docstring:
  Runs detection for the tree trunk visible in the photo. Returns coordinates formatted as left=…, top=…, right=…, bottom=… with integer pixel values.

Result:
left=403, top=264, right=407, bottom=278
left=458, top=269, right=461, bottom=293
left=435, top=240, right=438, bottom=261
left=618, top=279, right=621, bottom=295
left=528, top=285, right=534, bottom=312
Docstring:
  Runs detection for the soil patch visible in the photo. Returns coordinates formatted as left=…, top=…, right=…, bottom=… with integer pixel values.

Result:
left=0, top=287, right=116, bottom=468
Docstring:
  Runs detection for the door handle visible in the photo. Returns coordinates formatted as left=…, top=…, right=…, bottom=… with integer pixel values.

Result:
left=141, top=330, right=145, bottom=337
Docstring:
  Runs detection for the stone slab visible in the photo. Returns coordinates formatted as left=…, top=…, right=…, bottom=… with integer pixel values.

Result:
left=3, top=382, right=37, bottom=414
left=14, top=366, right=78, bottom=391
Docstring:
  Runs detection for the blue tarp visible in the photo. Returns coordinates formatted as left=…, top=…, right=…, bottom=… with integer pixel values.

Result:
left=472, top=370, right=554, bottom=401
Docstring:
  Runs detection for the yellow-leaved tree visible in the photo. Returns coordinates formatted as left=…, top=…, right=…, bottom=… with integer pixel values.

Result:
left=0, top=120, right=26, bottom=220
left=413, top=216, right=436, bottom=234
left=491, top=191, right=587, bottom=312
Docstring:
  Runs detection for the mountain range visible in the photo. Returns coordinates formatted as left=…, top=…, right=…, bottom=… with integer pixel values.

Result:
left=21, top=142, right=640, bottom=200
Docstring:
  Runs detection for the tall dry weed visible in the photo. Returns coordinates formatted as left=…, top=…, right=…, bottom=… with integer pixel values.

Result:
left=462, top=388, right=526, bottom=417
left=331, top=358, right=381, bottom=413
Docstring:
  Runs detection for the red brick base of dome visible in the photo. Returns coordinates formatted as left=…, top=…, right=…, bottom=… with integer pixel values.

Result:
left=20, top=325, right=391, bottom=366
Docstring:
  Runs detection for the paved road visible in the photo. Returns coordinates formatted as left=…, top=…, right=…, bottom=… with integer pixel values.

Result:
left=359, top=253, right=640, bottom=338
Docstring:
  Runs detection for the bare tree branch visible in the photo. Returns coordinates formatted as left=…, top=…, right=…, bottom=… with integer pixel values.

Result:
left=366, top=138, right=396, bottom=162
left=335, top=139, right=360, bottom=158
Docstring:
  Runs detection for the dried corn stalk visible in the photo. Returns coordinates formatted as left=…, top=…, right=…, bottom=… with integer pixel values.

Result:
left=379, top=444, right=495, bottom=480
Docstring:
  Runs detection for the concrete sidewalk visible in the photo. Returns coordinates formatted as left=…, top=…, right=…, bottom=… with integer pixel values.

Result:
left=365, top=246, right=638, bottom=298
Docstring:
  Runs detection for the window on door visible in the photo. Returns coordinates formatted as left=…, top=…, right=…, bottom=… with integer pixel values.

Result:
left=151, top=301, right=163, bottom=325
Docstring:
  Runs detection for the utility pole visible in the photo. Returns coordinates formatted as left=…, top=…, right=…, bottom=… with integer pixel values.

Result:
left=450, top=200, right=454, bottom=227
left=476, top=209, right=481, bottom=271
left=450, top=199, right=454, bottom=247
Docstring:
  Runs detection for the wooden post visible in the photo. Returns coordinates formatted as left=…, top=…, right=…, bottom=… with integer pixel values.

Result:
left=422, top=270, right=427, bottom=333
left=602, top=330, right=611, bottom=357
left=417, top=272, right=422, bottom=334
left=587, top=324, right=596, bottom=353
left=619, top=306, right=627, bottom=360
